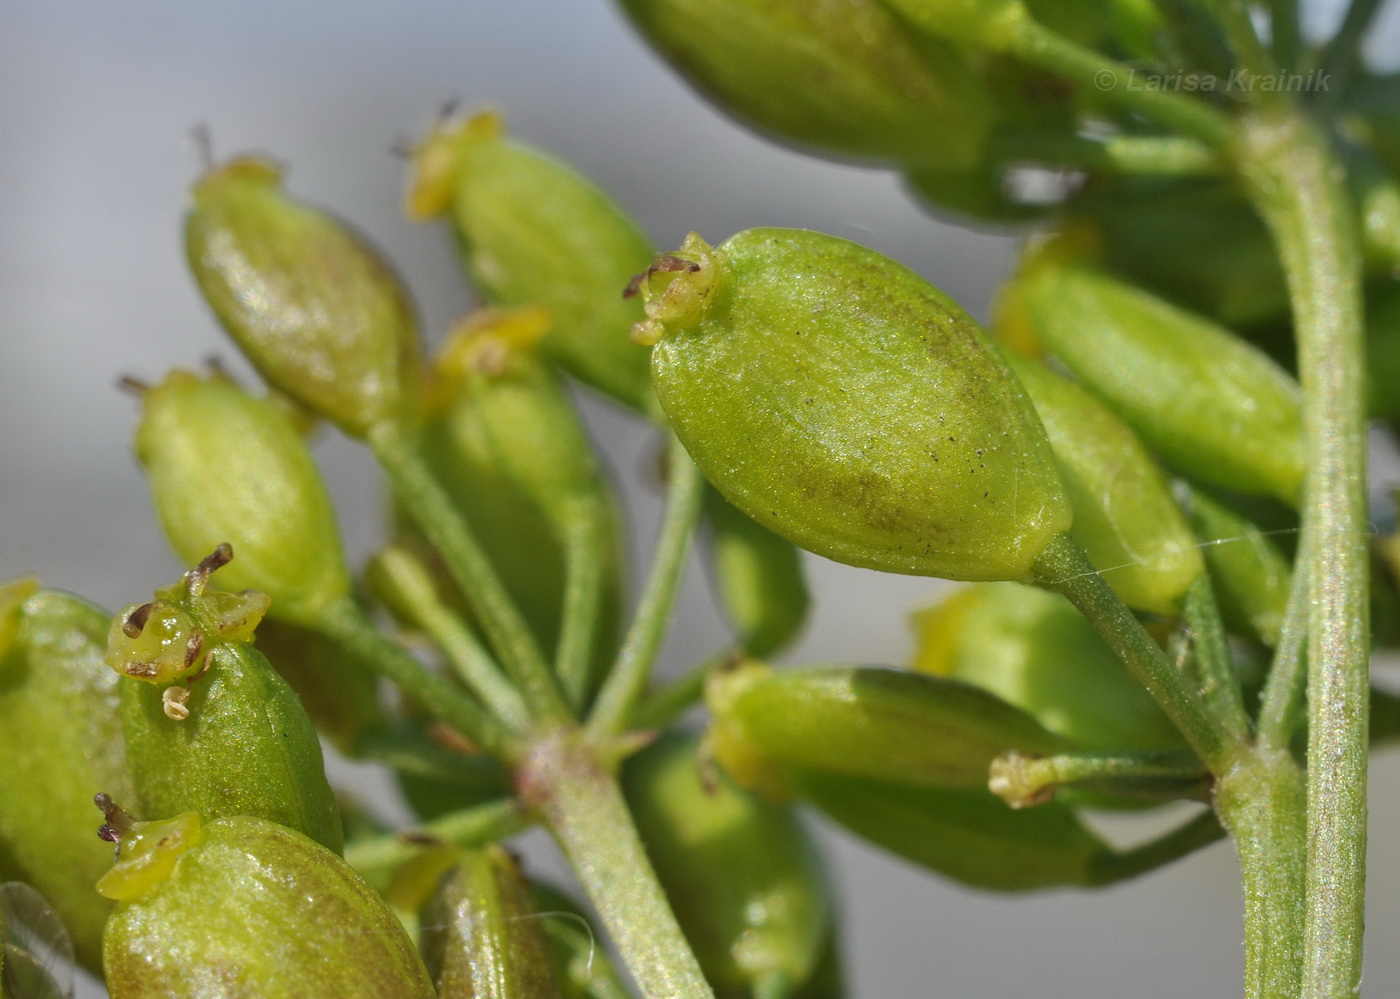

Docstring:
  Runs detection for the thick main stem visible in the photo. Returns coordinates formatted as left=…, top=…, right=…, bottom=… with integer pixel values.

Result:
left=520, top=732, right=715, bottom=999
left=1240, top=109, right=1370, bottom=999
left=1214, top=750, right=1309, bottom=999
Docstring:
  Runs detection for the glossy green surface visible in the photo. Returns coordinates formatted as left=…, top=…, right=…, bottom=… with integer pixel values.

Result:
left=1010, top=355, right=1202, bottom=615
left=0, top=589, right=131, bottom=972
left=617, top=0, right=996, bottom=168
left=185, top=157, right=419, bottom=437
left=118, top=643, right=342, bottom=853
left=420, top=847, right=560, bottom=999
left=103, top=816, right=433, bottom=999
left=1022, top=263, right=1305, bottom=504
left=912, top=582, right=1184, bottom=752
left=712, top=663, right=1071, bottom=789
left=134, top=371, right=351, bottom=624
left=648, top=228, right=1071, bottom=582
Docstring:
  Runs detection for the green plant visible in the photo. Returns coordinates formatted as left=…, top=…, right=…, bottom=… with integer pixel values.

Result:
left=2, top=2, right=1399, bottom=997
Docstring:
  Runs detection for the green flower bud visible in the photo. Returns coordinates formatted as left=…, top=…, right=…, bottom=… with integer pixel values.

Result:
left=133, top=371, right=351, bottom=624
left=419, top=846, right=561, bottom=999
left=185, top=156, right=419, bottom=436
left=99, top=811, right=435, bottom=998
left=1008, top=355, right=1203, bottom=615
left=793, top=770, right=1106, bottom=891
left=642, top=228, right=1072, bottom=582
left=910, top=583, right=1183, bottom=752
left=616, top=0, right=997, bottom=169
left=0, top=586, right=133, bottom=972
left=903, top=164, right=1051, bottom=226
left=704, top=489, right=810, bottom=658
left=1019, top=262, right=1305, bottom=504
left=707, top=662, right=1070, bottom=790
left=410, top=113, right=656, bottom=414
left=1181, top=489, right=1290, bottom=646
left=105, top=552, right=342, bottom=852
left=623, top=734, right=831, bottom=999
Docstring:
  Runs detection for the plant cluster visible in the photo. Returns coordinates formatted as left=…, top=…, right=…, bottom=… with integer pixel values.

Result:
left=2, top=1, right=1399, bottom=997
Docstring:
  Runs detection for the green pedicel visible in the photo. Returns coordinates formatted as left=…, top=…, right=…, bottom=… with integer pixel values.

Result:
left=1008, top=354, right=1203, bottom=616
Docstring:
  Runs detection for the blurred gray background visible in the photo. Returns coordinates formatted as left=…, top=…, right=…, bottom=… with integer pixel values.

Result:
left=4, top=2, right=1400, bottom=996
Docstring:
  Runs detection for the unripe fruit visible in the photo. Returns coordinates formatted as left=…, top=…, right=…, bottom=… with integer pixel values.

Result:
left=186, top=157, right=419, bottom=437
left=643, top=229, right=1071, bottom=582
left=133, top=372, right=351, bottom=625
left=100, top=812, right=435, bottom=999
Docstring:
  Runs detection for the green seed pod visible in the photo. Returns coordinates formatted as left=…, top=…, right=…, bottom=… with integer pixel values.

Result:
left=133, top=371, right=351, bottom=625
left=0, top=585, right=132, bottom=972
left=793, top=769, right=1106, bottom=891
left=116, top=641, right=343, bottom=853
left=409, top=113, right=656, bottom=414
left=910, top=582, right=1183, bottom=752
left=1181, top=489, right=1290, bottom=646
left=1020, top=262, right=1305, bottom=504
left=99, top=810, right=435, bottom=999
left=707, top=662, right=1071, bottom=790
left=419, top=846, right=561, bottom=999
left=185, top=156, right=420, bottom=437
left=105, top=550, right=342, bottom=852
left=642, top=229, right=1072, bottom=582
left=420, top=308, right=624, bottom=666
left=704, top=488, right=810, bottom=658
left=615, top=0, right=997, bottom=169
left=1008, top=355, right=1203, bottom=615
left=623, top=734, right=831, bottom=999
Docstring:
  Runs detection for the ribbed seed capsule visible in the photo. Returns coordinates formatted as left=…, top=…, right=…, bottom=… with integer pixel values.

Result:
left=793, top=770, right=1106, bottom=891
left=117, top=643, right=343, bottom=853
left=105, top=553, right=342, bottom=852
left=0, top=585, right=132, bottom=972
left=419, top=846, right=561, bottom=999
left=705, top=489, right=810, bottom=657
left=1009, top=355, right=1203, bottom=615
left=911, top=582, right=1183, bottom=752
left=707, top=662, right=1071, bottom=790
left=615, top=0, right=996, bottom=169
left=623, top=734, right=831, bottom=999
left=133, top=371, right=351, bottom=625
left=642, top=229, right=1072, bottom=582
left=1020, top=262, right=1305, bottom=504
left=253, top=618, right=385, bottom=754
left=409, top=113, right=656, bottom=413
left=100, top=812, right=435, bottom=999
left=186, top=156, right=419, bottom=437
